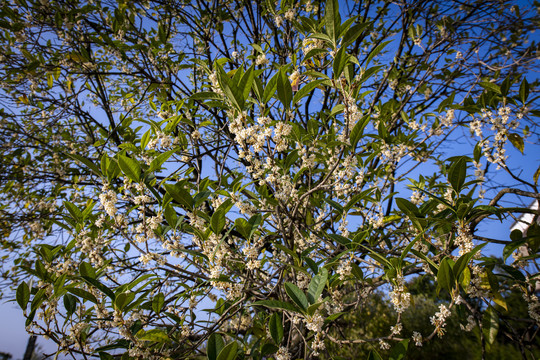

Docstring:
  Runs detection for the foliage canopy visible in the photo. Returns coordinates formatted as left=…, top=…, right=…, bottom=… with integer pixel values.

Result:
left=1, top=0, right=539, bottom=359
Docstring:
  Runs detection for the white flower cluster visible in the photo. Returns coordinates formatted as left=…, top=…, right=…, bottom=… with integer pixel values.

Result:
left=471, top=107, right=520, bottom=170
left=305, top=312, right=324, bottom=333
left=412, top=331, right=423, bottom=346
left=524, top=293, right=540, bottom=324
left=410, top=190, right=425, bottom=205
left=430, top=304, right=451, bottom=337
left=255, top=53, right=269, bottom=66
left=275, top=347, right=291, bottom=360
left=99, top=184, right=118, bottom=217
left=147, top=131, right=174, bottom=150
left=455, top=223, right=474, bottom=256
left=312, top=332, right=326, bottom=356
left=391, top=322, right=403, bottom=335
left=379, top=339, right=391, bottom=350
left=242, top=243, right=261, bottom=270
left=460, top=314, right=476, bottom=332
left=302, top=38, right=325, bottom=56
left=336, top=257, right=352, bottom=280
left=389, top=274, right=411, bottom=313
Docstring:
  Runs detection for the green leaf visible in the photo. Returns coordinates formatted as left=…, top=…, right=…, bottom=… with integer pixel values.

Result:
left=389, top=339, right=409, bottom=360
left=437, top=257, right=455, bottom=292
left=79, top=261, right=96, bottom=278
left=99, top=352, right=115, bottom=360
left=207, top=333, right=225, bottom=360
left=67, top=153, right=101, bottom=176
left=216, top=63, right=243, bottom=110
left=349, top=115, right=370, bottom=149
left=190, top=91, right=223, bottom=101
left=479, top=81, right=501, bottom=94
left=118, top=154, right=141, bottom=182
left=342, top=22, right=370, bottom=47
left=519, top=78, right=529, bottom=102
left=164, top=183, right=194, bottom=209
left=507, top=133, right=524, bottom=154
left=482, top=306, right=499, bottom=345
left=276, top=67, right=292, bottom=110
left=292, top=80, right=325, bottom=105
left=217, top=341, right=238, bottom=360
left=263, top=71, right=279, bottom=104
left=324, top=0, right=339, bottom=44
left=63, top=293, right=77, bottom=316
left=239, top=64, right=255, bottom=100
left=115, top=292, right=135, bottom=311
left=368, top=349, right=383, bottom=360
left=234, top=218, right=251, bottom=239
left=284, top=282, right=309, bottom=310
left=252, top=300, right=302, bottom=313
left=63, top=201, right=82, bottom=221
left=67, top=287, right=98, bottom=304
left=307, top=268, right=328, bottom=304
left=152, top=293, right=165, bottom=314
left=82, top=276, right=116, bottom=300
left=395, top=198, right=422, bottom=218
left=500, top=264, right=525, bottom=282
left=333, top=46, right=348, bottom=79
left=448, top=157, right=467, bottom=193
left=453, top=243, right=487, bottom=278
left=16, top=282, right=30, bottom=310
left=269, top=313, right=284, bottom=344
left=136, top=328, right=171, bottom=343
left=211, top=208, right=226, bottom=234
left=365, top=40, right=392, bottom=66
left=148, top=149, right=177, bottom=173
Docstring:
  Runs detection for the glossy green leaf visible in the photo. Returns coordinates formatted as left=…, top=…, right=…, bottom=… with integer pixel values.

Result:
left=67, top=287, right=98, bottom=304
left=368, top=349, right=383, bottom=360
left=479, top=81, right=501, bottom=94
left=252, top=300, right=302, bottom=313
left=333, top=46, right=348, bottom=79
left=276, top=67, right=292, bottom=110
left=207, top=333, right=225, bottom=360
left=389, top=339, right=409, bottom=360
left=152, top=293, right=165, bottom=314
left=292, top=80, right=325, bottom=105
left=211, top=208, right=226, bottom=235
left=307, top=268, right=328, bottom=304
left=437, top=257, right=455, bottom=292
left=148, top=149, right=176, bottom=173
left=67, top=153, right=101, bottom=176
left=507, top=133, right=524, bottom=154
left=136, top=328, right=171, bottom=343
left=16, top=281, right=30, bottom=310
left=79, top=261, right=96, bottom=278
left=342, top=22, right=370, bottom=46
left=284, top=282, right=309, bottom=310
left=63, top=293, right=77, bottom=316
left=217, top=341, right=238, bottom=360
left=519, top=77, right=529, bottom=102
left=164, top=183, right=194, bottom=209
left=448, top=157, right=467, bottom=193
left=115, top=292, right=135, bottom=311
left=263, top=71, right=279, bottom=104
left=324, top=0, right=339, bottom=44
left=269, top=313, right=283, bottom=344
left=118, top=154, right=141, bottom=182
left=365, top=40, right=392, bottom=66
left=482, top=306, right=499, bottom=344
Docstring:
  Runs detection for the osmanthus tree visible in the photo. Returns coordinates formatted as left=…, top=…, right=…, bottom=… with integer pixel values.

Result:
left=0, top=0, right=539, bottom=359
